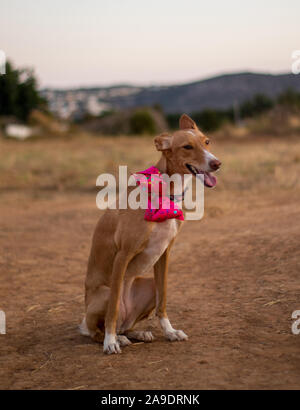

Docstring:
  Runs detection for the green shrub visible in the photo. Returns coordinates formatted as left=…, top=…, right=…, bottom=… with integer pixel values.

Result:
left=129, top=110, right=156, bottom=135
left=240, top=94, right=274, bottom=118
left=167, top=110, right=233, bottom=132
left=192, top=109, right=232, bottom=132
left=277, top=88, right=300, bottom=108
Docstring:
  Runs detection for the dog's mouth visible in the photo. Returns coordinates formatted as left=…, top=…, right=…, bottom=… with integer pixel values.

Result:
left=186, top=164, right=217, bottom=188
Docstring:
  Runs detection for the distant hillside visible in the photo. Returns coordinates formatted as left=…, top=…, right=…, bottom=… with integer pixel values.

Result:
left=42, top=72, right=300, bottom=118
left=110, top=73, right=300, bottom=114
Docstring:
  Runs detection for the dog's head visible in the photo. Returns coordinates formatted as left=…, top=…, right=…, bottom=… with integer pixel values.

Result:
left=154, top=114, right=221, bottom=188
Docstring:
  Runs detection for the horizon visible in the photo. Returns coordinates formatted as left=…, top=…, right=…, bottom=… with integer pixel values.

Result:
left=40, top=70, right=292, bottom=91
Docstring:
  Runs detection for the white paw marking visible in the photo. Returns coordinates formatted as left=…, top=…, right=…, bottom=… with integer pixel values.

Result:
left=103, top=333, right=121, bottom=354
left=78, top=316, right=95, bottom=337
left=125, top=330, right=155, bottom=342
left=117, top=335, right=132, bottom=347
left=160, top=318, right=188, bottom=342
left=140, top=331, right=154, bottom=342
left=165, top=329, right=188, bottom=342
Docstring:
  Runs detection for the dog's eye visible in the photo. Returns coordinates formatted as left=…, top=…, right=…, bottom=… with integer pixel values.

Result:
left=205, top=140, right=210, bottom=145
left=183, top=145, right=193, bottom=150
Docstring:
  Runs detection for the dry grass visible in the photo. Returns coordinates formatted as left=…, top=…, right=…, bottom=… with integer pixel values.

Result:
left=1, top=133, right=300, bottom=190
left=1, top=132, right=300, bottom=213
left=0, top=134, right=159, bottom=191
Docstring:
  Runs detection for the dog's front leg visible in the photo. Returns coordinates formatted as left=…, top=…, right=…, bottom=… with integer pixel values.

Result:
left=154, top=247, right=188, bottom=342
left=103, top=250, right=131, bottom=354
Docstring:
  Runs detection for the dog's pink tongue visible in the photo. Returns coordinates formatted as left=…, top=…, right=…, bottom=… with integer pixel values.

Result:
left=204, top=172, right=217, bottom=188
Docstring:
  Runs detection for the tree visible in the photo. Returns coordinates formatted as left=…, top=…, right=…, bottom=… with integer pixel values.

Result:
left=0, top=61, right=46, bottom=122
left=0, top=61, right=19, bottom=117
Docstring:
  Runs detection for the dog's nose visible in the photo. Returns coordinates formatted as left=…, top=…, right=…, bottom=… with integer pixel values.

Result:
left=209, top=159, right=222, bottom=171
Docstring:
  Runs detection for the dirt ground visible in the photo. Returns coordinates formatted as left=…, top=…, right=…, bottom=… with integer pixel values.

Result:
left=0, top=135, right=300, bottom=389
left=0, top=189, right=299, bottom=390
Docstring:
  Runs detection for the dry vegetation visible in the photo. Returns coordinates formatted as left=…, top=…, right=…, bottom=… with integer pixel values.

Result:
left=1, top=132, right=300, bottom=208
left=1, top=131, right=300, bottom=389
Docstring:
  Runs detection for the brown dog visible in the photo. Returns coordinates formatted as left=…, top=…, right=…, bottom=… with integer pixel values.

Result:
left=80, top=114, right=221, bottom=354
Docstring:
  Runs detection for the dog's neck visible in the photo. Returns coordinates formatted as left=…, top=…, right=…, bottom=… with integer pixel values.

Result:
left=155, top=155, right=186, bottom=198
left=155, top=155, right=172, bottom=176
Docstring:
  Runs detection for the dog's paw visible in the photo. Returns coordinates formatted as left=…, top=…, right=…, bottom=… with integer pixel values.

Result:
left=125, top=330, right=155, bottom=342
left=103, top=334, right=122, bottom=354
left=103, top=341, right=121, bottom=354
left=139, top=331, right=155, bottom=342
left=165, top=329, right=188, bottom=342
left=117, top=335, right=132, bottom=347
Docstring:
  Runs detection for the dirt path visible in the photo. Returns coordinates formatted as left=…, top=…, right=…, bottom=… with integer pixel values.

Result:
left=0, top=192, right=300, bottom=389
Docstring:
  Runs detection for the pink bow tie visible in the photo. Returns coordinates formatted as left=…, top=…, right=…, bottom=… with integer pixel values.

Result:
left=133, top=166, right=184, bottom=223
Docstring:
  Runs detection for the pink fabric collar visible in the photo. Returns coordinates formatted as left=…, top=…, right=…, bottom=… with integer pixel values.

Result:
left=133, top=166, right=184, bottom=222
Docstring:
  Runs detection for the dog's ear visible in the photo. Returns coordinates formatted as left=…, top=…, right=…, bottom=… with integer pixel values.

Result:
left=179, top=114, right=198, bottom=130
left=154, top=133, right=173, bottom=151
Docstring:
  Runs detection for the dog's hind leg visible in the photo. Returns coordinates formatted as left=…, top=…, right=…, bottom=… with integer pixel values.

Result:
left=81, top=285, right=132, bottom=347
left=116, top=335, right=132, bottom=347
left=83, top=285, right=110, bottom=342
left=122, top=276, right=156, bottom=342
left=124, top=329, right=155, bottom=342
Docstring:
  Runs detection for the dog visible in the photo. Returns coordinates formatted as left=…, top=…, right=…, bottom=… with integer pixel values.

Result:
left=80, top=114, right=221, bottom=354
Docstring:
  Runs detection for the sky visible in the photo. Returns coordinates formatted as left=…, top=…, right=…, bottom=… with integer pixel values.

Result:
left=1, top=0, right=300, bottom=88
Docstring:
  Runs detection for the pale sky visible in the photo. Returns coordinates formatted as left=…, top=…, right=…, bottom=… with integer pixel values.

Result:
left=1, top=0, right=300, bottom=88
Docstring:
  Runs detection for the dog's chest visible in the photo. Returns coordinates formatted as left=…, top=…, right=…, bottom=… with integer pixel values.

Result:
left=126, top=219, right=179, bottom=277
left=146, top=219, right=178, bottom=257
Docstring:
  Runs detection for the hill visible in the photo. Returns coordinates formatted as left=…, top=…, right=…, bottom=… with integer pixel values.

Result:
left=109, top=72, right=300, bottom=113
left=42, top=72, right=300, bottom=118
